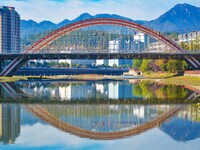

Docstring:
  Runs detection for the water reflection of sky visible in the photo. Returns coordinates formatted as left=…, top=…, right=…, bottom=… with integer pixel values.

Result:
left=1, top=124, right=200, bottom=150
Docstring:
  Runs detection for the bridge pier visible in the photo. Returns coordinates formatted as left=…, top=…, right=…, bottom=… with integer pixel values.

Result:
left=0, top=57, right=28, bottom=77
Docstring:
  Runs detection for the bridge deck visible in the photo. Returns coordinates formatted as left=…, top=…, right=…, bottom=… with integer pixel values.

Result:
left=0, top=53, right=200, bottom=60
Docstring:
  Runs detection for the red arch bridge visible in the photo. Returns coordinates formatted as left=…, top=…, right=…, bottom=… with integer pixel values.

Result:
left=0, top=18, right=200, bottom=76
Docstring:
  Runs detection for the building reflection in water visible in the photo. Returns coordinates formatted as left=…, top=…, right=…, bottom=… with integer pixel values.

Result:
left=17, top=81, right=134, bottom=100
left=0, top=104, right=20, bottom=144
left=17, top=80, right=190, bottom=100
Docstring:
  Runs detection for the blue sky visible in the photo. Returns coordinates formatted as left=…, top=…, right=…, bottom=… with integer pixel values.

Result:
left=1, top=0, right=200, bottom=23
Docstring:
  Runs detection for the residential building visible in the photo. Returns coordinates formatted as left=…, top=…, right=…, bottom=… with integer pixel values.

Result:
left=178, top=31, right=200, bottom=43
left=148, top=41, right=173, bottom=52
left=0, top=6, right=20, bottom=54
left=108, top=40, right=132, bottom=67
left=133, top=32, right=149, bottom=51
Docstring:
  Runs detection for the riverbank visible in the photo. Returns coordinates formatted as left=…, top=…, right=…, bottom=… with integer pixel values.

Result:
left=0, top=76, right=28, bottom=82
left=0, top=74, right=121, bottom=82
left=161, top=76, right=200, bottom=86
left=0, top=73, right=199, bottom=87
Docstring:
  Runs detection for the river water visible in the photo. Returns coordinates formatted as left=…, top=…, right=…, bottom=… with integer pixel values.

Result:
left=0, top=80, right=199, bottom=150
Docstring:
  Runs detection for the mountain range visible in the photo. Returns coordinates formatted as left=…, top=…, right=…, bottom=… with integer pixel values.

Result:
left=21, top=3, right=200, bottom=38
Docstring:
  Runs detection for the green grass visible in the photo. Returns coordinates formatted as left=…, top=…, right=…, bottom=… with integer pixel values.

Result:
left=143, top=72, right=177, bottom=79
left=0, top=76, right=29, bottom=82
left=143, top=72, right=200, bottom=86
left=163, top=76, right=200, bottom=86
left=0, top=74, right=119, bottom=82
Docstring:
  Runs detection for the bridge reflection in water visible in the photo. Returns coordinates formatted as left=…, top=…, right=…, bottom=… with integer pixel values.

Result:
left=0, top=80, right=200, bottom=145
left=1, top=103, right=200, bottom=144
left=25, top=104, right=184, bottom=140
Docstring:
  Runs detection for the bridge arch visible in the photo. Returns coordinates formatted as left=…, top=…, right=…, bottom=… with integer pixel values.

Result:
left=24, top=18, right=200, bottom=69
left=26, top=18, right=183, bottom=53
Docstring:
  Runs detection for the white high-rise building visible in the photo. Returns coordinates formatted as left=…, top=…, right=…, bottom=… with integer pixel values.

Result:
left=109, top=40, right=121, bottom=52
left=59, top=59, right=72, bottom=64
left=108, top=40, right=120, bottom=67
left=133, top=32, right=149, bottom=51
left=134, top=33, right=145, bottom=42
left=108, top=40, right=132, bottom=67
left=0, top=6, right=20, bottom=54
left=96, top=59, right=104, bottom=66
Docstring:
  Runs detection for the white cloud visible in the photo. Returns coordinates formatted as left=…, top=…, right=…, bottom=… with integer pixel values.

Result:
left=0, top=0, right=200, bottom=23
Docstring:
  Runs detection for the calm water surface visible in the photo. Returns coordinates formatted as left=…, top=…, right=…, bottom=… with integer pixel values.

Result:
left=0, top=80, right=199, bottom=150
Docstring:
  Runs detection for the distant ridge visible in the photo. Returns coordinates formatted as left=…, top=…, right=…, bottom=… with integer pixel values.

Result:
left=145, top=3, right=200, bottom=33
left=21, top=3, right=200, bottom=38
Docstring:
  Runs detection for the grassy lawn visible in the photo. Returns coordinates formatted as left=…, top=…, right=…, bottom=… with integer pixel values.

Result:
left=143, top=72, right=200, bottom=86
left=0, top=76, right=29, bottom=82
left=143, top=72, right=177, bottom=79
left=0, top=74, right=120, bottom=82
left=163, top=76, right=200, bottom=86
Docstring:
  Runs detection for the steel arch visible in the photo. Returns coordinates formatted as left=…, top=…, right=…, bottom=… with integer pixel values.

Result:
left=26, top=18, right=183, bottom=53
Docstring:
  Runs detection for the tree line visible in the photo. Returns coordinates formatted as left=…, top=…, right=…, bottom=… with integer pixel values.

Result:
left=132, top=59, right=188, bottom=73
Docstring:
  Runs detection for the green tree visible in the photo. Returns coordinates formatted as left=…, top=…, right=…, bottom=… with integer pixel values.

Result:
left=166, top=60, right=179, bottom=72
left=29, top=61, right=36, bottom=67
left=60, top=62, right=65, bottom=68
left=65, top=62, right=70, bottom=68
left=140, top=59, right=150, bottom=72
left=177, top=60, right=188, bottom=71
left=75, top=64, right=80, bottom=68
left=155, top=59, right=167, bottom=71
left=36, top=62, right=42, bottom=67
left=112, top=64, right=118, bottom=68
left=132, top=59, right=142, bottom=69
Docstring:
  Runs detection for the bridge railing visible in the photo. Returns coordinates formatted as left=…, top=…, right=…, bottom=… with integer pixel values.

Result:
left=26, top=49, right=200, bottom=54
